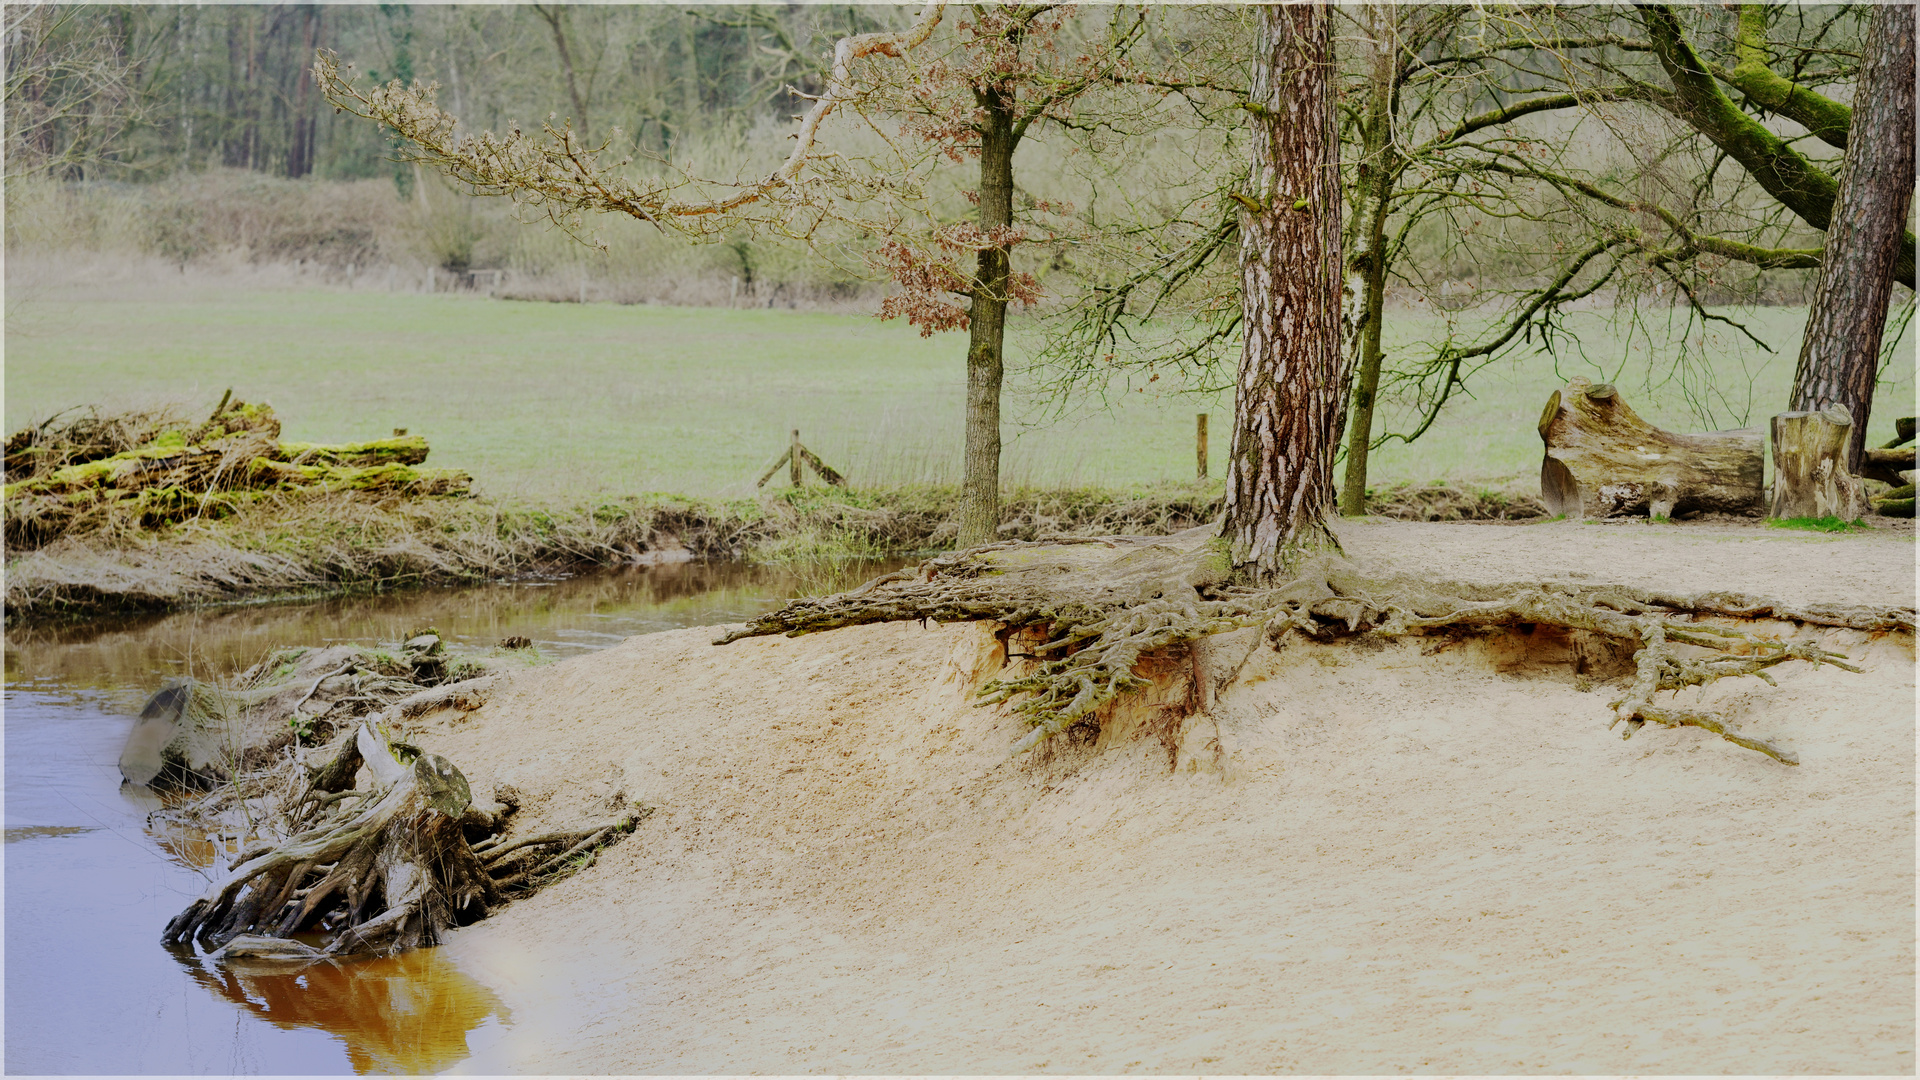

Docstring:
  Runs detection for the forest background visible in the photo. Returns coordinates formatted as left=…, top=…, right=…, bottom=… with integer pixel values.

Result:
left=5, top=3, right=1914, bottom=505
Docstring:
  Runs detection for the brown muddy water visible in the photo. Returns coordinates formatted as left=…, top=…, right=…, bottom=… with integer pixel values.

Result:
left=3, top=559, right=905, bottom=1074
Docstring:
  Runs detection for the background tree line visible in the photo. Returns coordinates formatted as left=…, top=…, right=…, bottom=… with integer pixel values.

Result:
left=6, top=3, right=896, bottom=184
left=7, top=3, right=1912, bottom=534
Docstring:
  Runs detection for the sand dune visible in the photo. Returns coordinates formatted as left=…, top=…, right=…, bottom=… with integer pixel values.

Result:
left=404, top=520, right=1914, bottom=1073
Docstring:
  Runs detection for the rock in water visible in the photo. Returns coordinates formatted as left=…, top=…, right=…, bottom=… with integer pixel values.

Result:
left=119, top=681, right=190, bottom=786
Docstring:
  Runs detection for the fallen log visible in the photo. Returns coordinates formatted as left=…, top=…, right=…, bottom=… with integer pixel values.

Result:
left=1873, top=469, right=1916, bottom=518
left=1770, top=408, right=1869, bottom=521
left=275, top=435, right=429, bottom=468
left=1886, top=417, right=1916, bottom=448
left=4, top=396, right=467, bottom=549
left=1538, top=378, right=1763, bottom=519
left=1857, top=446, right=1917, bottom=487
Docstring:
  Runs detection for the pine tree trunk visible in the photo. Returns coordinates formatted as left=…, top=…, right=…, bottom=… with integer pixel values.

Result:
left=1339, top=5, right=1398, bottom=518
left=1790, top=2, right=1916, bottom=473
left=958, top=99, right=1015, bottom=548
left=1223, top=4, right=1347, bottom=584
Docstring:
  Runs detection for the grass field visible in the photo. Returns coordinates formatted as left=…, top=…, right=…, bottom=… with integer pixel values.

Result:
left=6, top=283, right=1913, bottom=501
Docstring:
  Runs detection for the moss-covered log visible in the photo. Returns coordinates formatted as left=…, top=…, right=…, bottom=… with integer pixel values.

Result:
left=274, top=435, right=429, bottom=468
left=720, top=531, right=1908, bottom=764
left=4, top=398, right=467, bottom=549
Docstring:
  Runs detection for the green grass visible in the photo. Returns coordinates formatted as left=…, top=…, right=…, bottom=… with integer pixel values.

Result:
left=1766, top=515, right=1872, bottom=533
left=6, top=287, right=1913, bottom=499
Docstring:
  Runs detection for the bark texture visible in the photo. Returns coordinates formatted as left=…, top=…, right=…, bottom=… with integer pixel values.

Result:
left=1770, top=408, right=1869, bottom=521
left=1224, top=3, right=1348, bottom=583
left=958, top=94, right=1016, bottom=548
left=1789, top=2, right=1917, bottom=473
left=1539, top=378, right=1764, bottom=519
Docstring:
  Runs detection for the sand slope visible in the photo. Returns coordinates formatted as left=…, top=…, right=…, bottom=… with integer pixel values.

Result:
left=411, top=520, right=1914, bottom=1074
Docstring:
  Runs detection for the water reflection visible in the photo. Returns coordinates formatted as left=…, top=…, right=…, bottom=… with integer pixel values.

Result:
left=177, top=946, right=511, bottom=1075
left=5, top=557, right=911, bottom=695
left=4, top=559, right=906, bottom=1074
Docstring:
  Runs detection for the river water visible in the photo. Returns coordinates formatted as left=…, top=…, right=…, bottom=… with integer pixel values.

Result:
left=3, top=559, right=904, bottom=1074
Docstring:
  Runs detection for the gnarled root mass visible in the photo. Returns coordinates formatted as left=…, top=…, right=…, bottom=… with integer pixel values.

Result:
left=719, top=532, right=1912, bottom=766
left=164, top=717, right=638, bottom=960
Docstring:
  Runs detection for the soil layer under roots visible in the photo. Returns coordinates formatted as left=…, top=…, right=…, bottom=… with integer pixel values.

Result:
left=719, top=529, right=1913, bottom=765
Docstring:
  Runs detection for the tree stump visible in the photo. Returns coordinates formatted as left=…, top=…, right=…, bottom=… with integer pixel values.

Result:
left=1770, top=408, right=1869, bottom=521
left=1538, top=378, right=1764, bottom=519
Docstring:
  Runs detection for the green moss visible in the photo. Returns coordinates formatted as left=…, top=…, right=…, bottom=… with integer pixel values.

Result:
left=1766, top=515, right=1869, bottom=533
left=276, top=435, right=429, bottom=467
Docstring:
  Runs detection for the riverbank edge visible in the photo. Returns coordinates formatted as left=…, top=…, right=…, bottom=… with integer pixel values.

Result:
left=2, top=481, right=1545, bottom=621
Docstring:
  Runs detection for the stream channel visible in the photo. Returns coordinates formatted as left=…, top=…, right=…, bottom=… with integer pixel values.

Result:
left=4, top=558, right=905, bottom=1074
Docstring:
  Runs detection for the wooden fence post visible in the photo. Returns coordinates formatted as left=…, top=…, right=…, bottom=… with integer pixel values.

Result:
left=790, top=429, right=803, bottom=487
left=1196, top=413, right=1209, bottom=481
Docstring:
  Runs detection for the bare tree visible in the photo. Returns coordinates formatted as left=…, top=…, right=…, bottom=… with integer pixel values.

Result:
left=3, top=3, right=148, bottom=181
left=322, top=4, right=1203, bottom=546
left=1789, top=1, right=1916, bottom=472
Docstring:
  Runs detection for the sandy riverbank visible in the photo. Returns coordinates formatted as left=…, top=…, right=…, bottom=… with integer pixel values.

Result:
left=397, top=519, right=1913, bottom=1073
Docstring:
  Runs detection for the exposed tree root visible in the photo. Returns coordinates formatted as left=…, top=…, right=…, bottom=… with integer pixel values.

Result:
left=718, top=533, right=1909, bottom=765
left=163, top=716, right=639, bottom=960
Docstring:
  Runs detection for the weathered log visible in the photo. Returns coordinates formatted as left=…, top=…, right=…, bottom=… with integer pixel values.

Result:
left=1857, top=445, right=1918, bottom=486
left=1886, top=416, right=1917, bottom=448
left=755, top=449, right=792, bottom=488
left=1874, top=469, right=1916, bottom=517
left=1770, top=408, right=1869, bottom=521
left=274, top=435, right=429, bottom=468
left=1538, top=378, right=1763, bottom=519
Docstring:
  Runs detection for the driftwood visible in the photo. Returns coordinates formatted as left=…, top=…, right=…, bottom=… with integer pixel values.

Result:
left=1538, top=378, right=1763, bottom=519
left=1770, top=408, right=1869, bottom=521
left=163, top=715, right=641, bottom=959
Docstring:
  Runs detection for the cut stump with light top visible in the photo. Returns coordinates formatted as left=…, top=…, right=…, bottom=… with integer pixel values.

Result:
left=1771, top=408, right=1869, bottom=521
left=1538, top=378, right=1763, bottom=519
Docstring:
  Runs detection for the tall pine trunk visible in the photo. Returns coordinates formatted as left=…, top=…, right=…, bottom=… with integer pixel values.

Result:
left=1223, top=3, right=1347, bottom=584
left=1788, top=1, right=1916, bottom=472
left=958, top=97, right=1016, bottom=548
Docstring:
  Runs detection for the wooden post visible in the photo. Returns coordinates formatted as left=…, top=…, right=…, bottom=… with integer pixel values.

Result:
left=790, top=429, right=803, bottom=488
left=755, top=450, right=792, bottom=488
left=1196, top=413, right=1209, bottom=481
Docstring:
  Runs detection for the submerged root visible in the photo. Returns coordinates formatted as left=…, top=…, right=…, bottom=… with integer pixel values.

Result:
left=719, top=532, right=1910, bottom=765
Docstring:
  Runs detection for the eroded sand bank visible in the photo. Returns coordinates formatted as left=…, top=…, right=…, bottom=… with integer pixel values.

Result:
left=403, top=520, right=1914, bottom=1073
